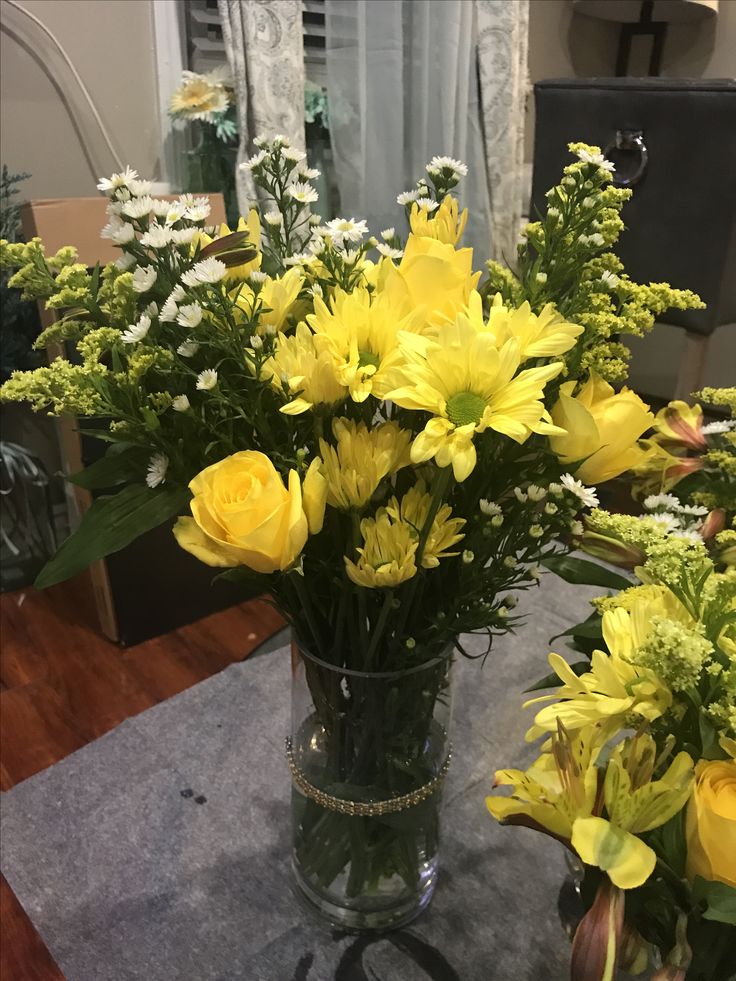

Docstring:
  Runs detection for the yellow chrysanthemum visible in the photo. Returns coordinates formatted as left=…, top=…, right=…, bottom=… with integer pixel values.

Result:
left=344, top=509, right=417, bottom=588
left=260, top=322, right=346, bottom=414
left=385, top=482, right=465, bottom=568
left=170, top=72, right=228, bottom=119
left=306, top=286, right=423, bottom=401
left=524, top=607, right=672, bottom=741
left=319, top=419, right=411, bottom=509
left=409, top=195, right=468, bottom=245
left=463, top=291, right=584, bottom=360
left=386, top=315, right=564, bottom=481
left=234, top=267, right=304, bottom=334
left=389, top=234, right=480, bottom=327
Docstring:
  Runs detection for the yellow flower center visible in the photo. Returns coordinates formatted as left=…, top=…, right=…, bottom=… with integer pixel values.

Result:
left=446, top=390, right=486, bottom=427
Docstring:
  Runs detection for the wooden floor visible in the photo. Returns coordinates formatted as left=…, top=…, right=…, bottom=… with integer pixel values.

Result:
left=0, top=574, right=284, bottom=981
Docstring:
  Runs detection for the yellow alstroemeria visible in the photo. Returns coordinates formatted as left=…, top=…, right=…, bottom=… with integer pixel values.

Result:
left=572, top=738, right=694, bottom=890
left=385, top=481, right=465, bottom=568
left=306, top=286, right=423, bottom=402
left=389, top=233, right=480, bottom=327
left=464, top=291, right=584, bottom=361
left=409, top=195, right=468, bottom=245
left=550, top=371, right=654, bottom=484
left=344, top=509, right=418, bottom=588
left=386, top=315, right=564, bottom=481
left=524, top=607, right=672, bottom=741
left=318, top=418, right=411, bottom=510
left=197, top=210, right=262, bottom=281
left=260, top=322, right=347, bottom=414
left=486, top=720, right=607, bottom=841
left=633, top=439, right=704, bottom=495
left=652, top=400, right=706, bottom=452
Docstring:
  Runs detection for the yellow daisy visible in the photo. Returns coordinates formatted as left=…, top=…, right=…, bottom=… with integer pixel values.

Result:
left=386, top=315, right=564, bottom=481
left=464, top=291, right=584, bottom=360
left=306, top=287, right=423, bottom=402
left=344, top=509, right=418, bottom=588
left=385, top=482, right=465, bottom=567
left=260, top=323, right=347, bottom=414
left=319, top=419, right=412, bottom=509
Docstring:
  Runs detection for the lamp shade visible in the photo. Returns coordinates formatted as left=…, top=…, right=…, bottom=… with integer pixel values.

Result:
left=571, top=0, right=718, bottom=23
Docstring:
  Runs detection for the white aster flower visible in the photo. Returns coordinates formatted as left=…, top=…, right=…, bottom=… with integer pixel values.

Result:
left=101, top=219, right=136, bottom=245
left=673, top=529, right=704, bottom=544
left=644, top=493, right=681, bottom=511
left=310, top=282, right=323, bottom=298
left=249, top=270, right=268, bottom=284
left=129, top=179, right=152, bottom=198
left=527, top=485, right=546, bottom=502
left=177, top=339, right=200, bottom=358
left=185, top=203, right=211, bottom=223
left=677, top=503, right=709, bottom=517
left=115, top=253, right=136, bottom=271
left=570, top=521, right=584, bottom=537
left=150, top=199, right=173, bottom=218
left=272, top=133, right=289, bottom=146
left=121, top=314, right=151, bottom=344
left=514, top=487, right=528, bottom=502
left=287, top=182, right=319, bottom=205
left=283, top=252, right=314, bottom=267
left=480, top=500, right=502, bottom=517
left=132, top=266, right=157, bottom=293
left=97, top=166, right=139, bottom=195
left=324, top=217, right=368, bottom=245
left=427, top=155, right=468, bottom=177
left=376, top=244, right=403, bottom=260
left=341, top=249, right=359, bottom=265
left=702, top=420, right=735, bottom=435
left=241, top=150, right=267, bottom=171
left=297, top=166, right=320, bottom=180
left=196, top=368, right=218, bottom=391
left=282, top=147, right=306, bottom=163
left=560, top=473, right=599, bottom=509
left=264, top=211, right=283, bottom=227
left=170, top=227, right=198, bottom=246
left=181, top=257, right=227, bottom=286
left=146, top=453, right=168, bottom=489
left=121, top=196, right=155, bottom=219
left=163, top=201, right=187, bottom=223
left=535, top=272, right=548, bottom=284
left=646, top=512, right=682, bottom=534
left=462, top=550, right=474, bottom=564
left=414, top=198, right=440, bottom=213
left=249, top=335, right=263, bottom=351
left=396, top=190, right=420, bottom=206
left=144, top=301, right=158, bottom=318
left=380, top=227, right=395, bottom=241
left=253, top=134, right=268, bottom=148
left=141, top=224, right=174, bottom=249
left=576, top=148, right=616, bottom=173
left=600, top=270, right=620, bottom=289
left=176, top=303, right=203, bottom=329
left=172, top=395, right=190, bottom=412
left=308, top=213, right=322, bottom=226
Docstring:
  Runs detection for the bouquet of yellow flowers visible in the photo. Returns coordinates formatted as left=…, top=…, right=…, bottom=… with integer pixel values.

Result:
left=488, top=510, right=736, bottom=978
left=0, top=139, right=704, bottom=929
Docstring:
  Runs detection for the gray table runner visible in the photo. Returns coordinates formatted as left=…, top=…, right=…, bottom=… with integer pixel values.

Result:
left=1, top=577, right=601, bottom=980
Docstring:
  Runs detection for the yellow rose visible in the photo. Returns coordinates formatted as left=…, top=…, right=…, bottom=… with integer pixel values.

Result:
left=685, top=759, right=736, bottom=887
left=174, top=451, right=325, bottom=573
left=550, top=371, right=653, bottom=484
left=394, top=234, right=480, bottom=326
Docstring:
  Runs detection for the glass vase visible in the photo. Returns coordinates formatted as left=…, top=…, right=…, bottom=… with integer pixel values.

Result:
left=289, top=639, right=454, bottom=931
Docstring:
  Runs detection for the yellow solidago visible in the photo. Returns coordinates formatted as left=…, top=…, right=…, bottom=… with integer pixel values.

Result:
left=344, top=509, right=417, bottom=588
left=260, top=322, right=347, bottom=414
left=464, top=291, right=584, bottom=360
left=409, top=195, right=468, bottom=245
left=386, top=315, right=564, bottom=481
left=386, top=482, right=466, bottom=568
left=318, top=419, right=411, bottom=509
left=525, top=606, right=672, bottom=741
left=306, top=286, right=423, bottom=402
left=389, top=233, right=480, bottom=327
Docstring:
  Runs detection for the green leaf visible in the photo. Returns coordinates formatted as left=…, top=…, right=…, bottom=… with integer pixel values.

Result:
left=35, top=483, right=190, bottom=589
left=550, top=610, right=604, bottom=644
left=68, top=446, right=149, bottom=490
left=524, top=660, right=589, bottom=692
left=693, top=877, right=736, bottom=925
left=542, top=554, right=632, bottom=591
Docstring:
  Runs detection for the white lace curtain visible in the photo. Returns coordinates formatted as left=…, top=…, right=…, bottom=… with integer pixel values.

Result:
left=325, top=0, right=529, bottom=262
left=218, top=0, right=306, bottom=213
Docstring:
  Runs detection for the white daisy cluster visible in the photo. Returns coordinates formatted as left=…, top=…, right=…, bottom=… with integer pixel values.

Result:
left=642, top=493, right=712, bottom=543
left=239, top=134, right=321, bottom=260
left=397, top=153, right=468, bottom=217
left=575, top=147, right=616, bottom=174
